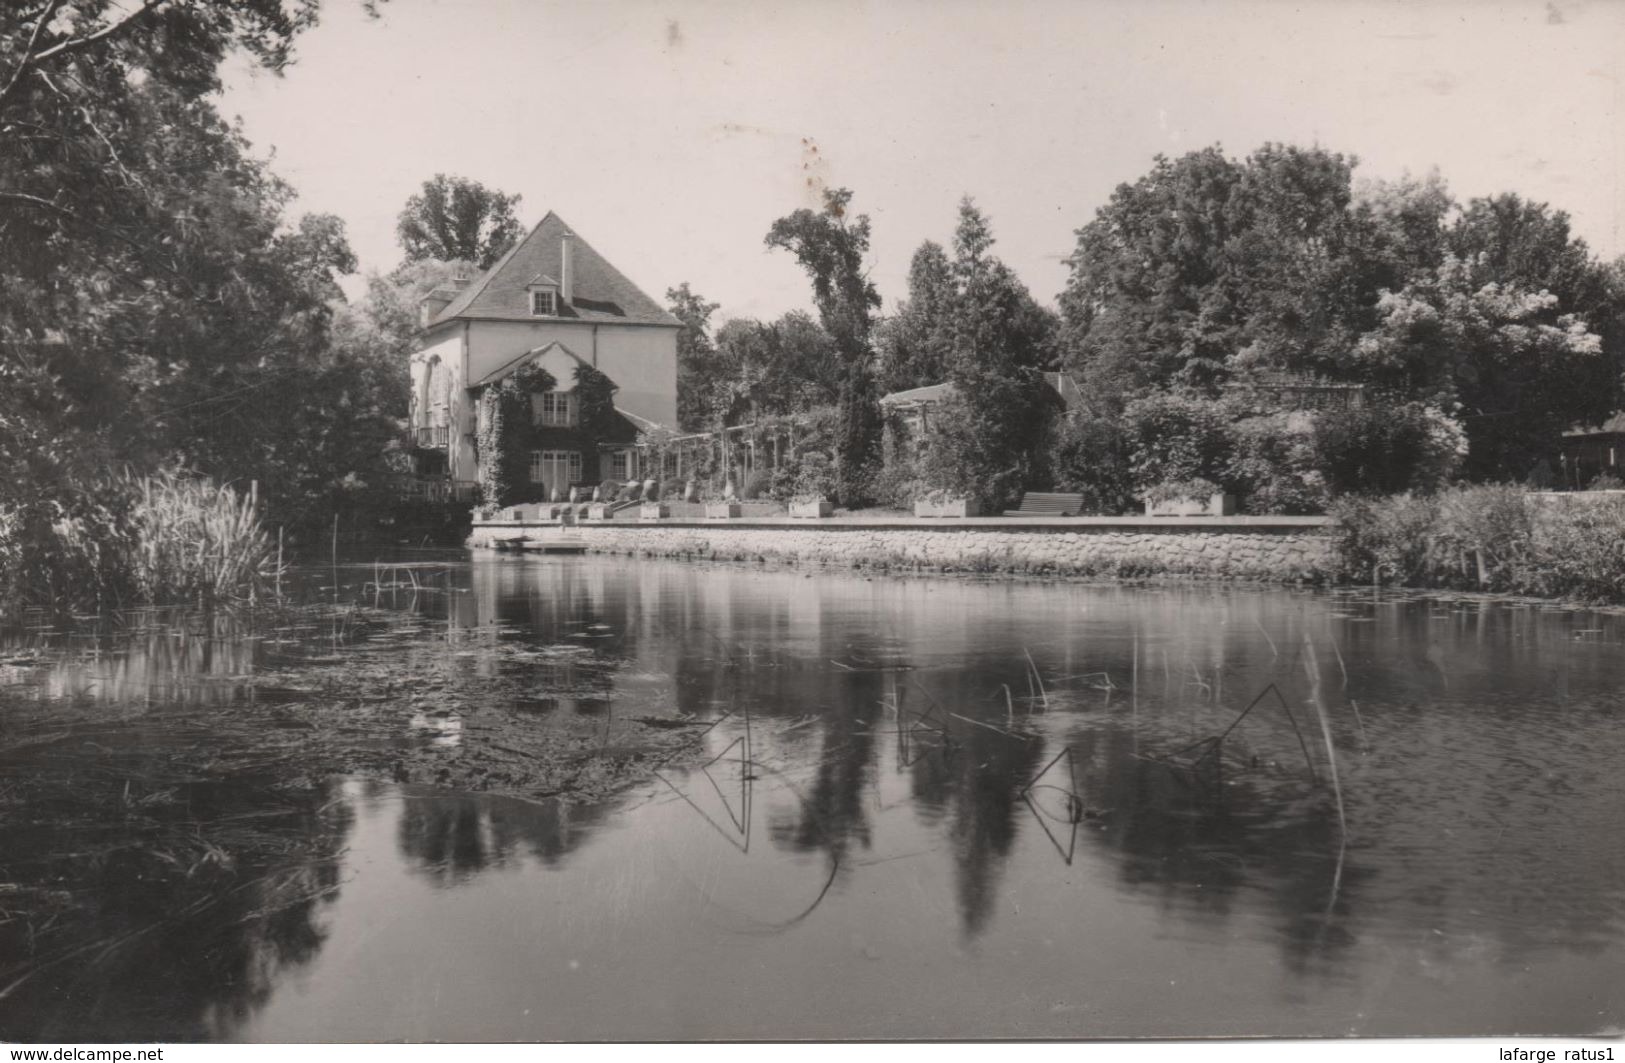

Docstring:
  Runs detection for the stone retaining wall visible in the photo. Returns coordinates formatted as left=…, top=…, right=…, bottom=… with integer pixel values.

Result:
left=468, top=516, right=1336, bottom=581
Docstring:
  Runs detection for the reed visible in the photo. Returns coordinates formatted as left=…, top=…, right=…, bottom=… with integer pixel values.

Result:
left=125, top=469, right=282, bottom=605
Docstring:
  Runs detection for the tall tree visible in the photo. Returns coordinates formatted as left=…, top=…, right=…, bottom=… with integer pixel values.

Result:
left=876, top=240, right=956, bottom=392
left=924, top=199, right=1059, bottom=508
left=765, top=188, right=883, bottom=504
left=1059, top=146, right=1246, bottom=398
left=1059, top=143, right=1625, bottom=482
left=711, top=312, right=840, bottom=425
left=1356, top=256, right=1608, bottom=480
left=0, top=1, right=406, bottom=542
left=1060, top=143, right=1432, bottom=395
left=666, top=283, right=723, bottom=431
left=396, top=174, right=523, bottom=269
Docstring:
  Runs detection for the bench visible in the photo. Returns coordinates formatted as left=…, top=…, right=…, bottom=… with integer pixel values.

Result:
left=1002, top=491, right=1087, bottom=517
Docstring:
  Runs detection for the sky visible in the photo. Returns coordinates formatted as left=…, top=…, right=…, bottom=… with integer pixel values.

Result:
left=220, top=0, right=1625, bottom=322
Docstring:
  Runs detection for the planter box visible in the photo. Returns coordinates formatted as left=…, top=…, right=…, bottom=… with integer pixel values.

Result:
left=1145, top=492, right=1237, bottom=517
left=639, top=503, right=670, bottom=521
left=585, top=503, right=614, bottom=521
left=790, top=500, right=834, bottom=519
left=914, top=499, right=983, bottom=518
left=704, top=503, right=742, bottom=520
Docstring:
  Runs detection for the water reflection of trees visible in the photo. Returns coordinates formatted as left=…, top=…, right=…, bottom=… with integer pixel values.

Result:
left=1066, top=719, right=1365, bottom=979
left=426, top=562, right=1625, bottom=976
left=0, top=780, right=354, bottom=1042
left=396, top=791, right=613, bottom=885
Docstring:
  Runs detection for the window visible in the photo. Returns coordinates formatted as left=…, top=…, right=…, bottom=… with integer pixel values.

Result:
left=530, top=450, right=582, bottom=486
left=533, top=390, right=576, bottom=427
left=531, top=289, right=557, bottom=316
left=610, top=450, right=629, bottom=480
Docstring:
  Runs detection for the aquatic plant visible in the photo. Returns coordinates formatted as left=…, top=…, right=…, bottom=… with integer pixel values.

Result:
left=125, top=469, right=282, bottom=606
left=1331, top=484, right=1625, bottom=601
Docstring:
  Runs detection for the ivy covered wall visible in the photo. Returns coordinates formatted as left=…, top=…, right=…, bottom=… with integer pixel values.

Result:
left=472, top=360, right=640, bottom=506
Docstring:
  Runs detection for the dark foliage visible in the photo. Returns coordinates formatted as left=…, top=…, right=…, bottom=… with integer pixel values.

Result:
left=396, top=174, right=523, bottom=269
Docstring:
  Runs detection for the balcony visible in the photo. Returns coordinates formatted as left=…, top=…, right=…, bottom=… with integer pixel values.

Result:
left=414, top=425, right=450, bottom=449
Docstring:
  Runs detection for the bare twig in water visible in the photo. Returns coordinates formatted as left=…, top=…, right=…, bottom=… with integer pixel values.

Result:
left=948, top=712, right=1033, bottom=742
left=1254, top=618, right=1278, bottom=658
left=1191, top=682, right=1320, bottom=785
left=1024, top=648, right=1048, bottom=711
left=1019, top=744, right=1079, bottom=804
left=1303, top=634, right=1348, bottom=909
left=1187, top=658, right=1211, bottom=699
left=1348, top=697, right=1369, bottom=749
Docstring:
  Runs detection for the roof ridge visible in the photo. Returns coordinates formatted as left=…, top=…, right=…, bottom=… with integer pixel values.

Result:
left=471, top=338, right=589, bottom=388
left=433, top=210, right=557, bottom=323
left=427, top=209, right=678, bottom=328
left=550, top=221, right=678, bottom=327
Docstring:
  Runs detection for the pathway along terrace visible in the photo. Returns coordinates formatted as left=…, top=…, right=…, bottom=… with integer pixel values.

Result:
left=468, top=512, right=1336, bottom=581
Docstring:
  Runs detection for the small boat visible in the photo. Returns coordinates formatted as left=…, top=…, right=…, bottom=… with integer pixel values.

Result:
left=519, top=537, right=588, bottom=554
left=490, top=537, right=529, bottom=552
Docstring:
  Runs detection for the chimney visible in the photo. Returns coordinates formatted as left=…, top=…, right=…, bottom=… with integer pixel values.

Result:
left=560, top=232, right=574, bottom=307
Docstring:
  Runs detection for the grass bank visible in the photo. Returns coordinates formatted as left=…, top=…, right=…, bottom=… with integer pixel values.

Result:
left=1330, top=486, right=1625, bottom=602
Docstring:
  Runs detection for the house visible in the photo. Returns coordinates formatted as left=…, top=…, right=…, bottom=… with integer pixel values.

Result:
left=879, top=372, right=1080, bottom=460
left=1559, top=412, right=1625, bottom=489
left=407, top=212, right=681, bottom=502
left=1219, top=371, right=1366, bottom=412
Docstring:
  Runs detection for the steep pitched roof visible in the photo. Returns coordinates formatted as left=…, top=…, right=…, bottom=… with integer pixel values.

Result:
left=1565, top=412, right=1625, bottom=438
left=880, top=374, right=1081, bottom=410
left=879, top=382, right=956, bottom=407
left=470, top=340, right=590, bottom=388
left=431, top=212, right=680, bottom=328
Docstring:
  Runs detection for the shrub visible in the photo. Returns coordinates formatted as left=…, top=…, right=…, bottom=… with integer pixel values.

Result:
left=765, top=464, right=800, bottom=503
left=918, top=374, right=1058, bottom=512
left=791, top=451, right=838, bottom=501
left=1312, top=402, right=1463, bottom=497
left=1331, top=485, right=1625, bottom=601
left=1226, top=412, right=1327, bottom=515
left=1587, top=471, right=1625, bottom=491
left=0, top=486, right=133, bottom=614
left=1431, top=484, right=1533, bottom=589
left=870, top=459, right=932, bottom=510
left=1328, top=492, right=1442, bottom=585
left=741, top=468, right=771, bottom=500
left=1122, top=392, right=1235, bottom=495
left=1048, top=409, right=1137, bottom=515
left=1525, top=494, right=1625, bottom=600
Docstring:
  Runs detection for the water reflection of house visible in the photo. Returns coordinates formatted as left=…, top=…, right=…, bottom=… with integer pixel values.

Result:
left=406, top=212, right=681, bottom=502
left=1558, top=412, right=1625, bottom=489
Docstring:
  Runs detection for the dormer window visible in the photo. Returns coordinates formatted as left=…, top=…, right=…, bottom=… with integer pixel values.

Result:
left=527, top=273, right=561, bottom=317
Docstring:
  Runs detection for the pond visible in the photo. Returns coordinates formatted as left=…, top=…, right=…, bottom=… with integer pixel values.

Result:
left=2, top=556, right=1623, bottom=1040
